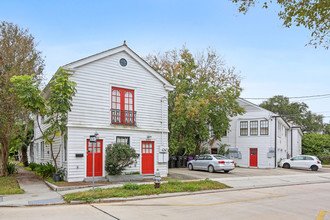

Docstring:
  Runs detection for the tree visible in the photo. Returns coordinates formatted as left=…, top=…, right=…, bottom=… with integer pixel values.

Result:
left=324, top=124, right=330, bottom=135
left=146, top=47, right=244, bottom=156
left=0, top=21, right=44, bottom=176
left=9, top=118, right=34, bottom=166
left=259, top=95, right=323, bottom=133
left=231, top=0, right=330, bottom=49
left=10, top=68, right=76, bottom=174
left=302, top=132, right=330, bottom=155
left=105, top=143, right=139, bottom=175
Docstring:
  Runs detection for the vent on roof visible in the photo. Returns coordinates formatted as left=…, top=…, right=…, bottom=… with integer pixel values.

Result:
left=120, top=58, right=127, bottom=67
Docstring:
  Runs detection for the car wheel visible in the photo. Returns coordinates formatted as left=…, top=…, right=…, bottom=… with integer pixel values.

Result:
left=283, top=163, right=290, bottom=169
left=208, top=165, right=214, bottom=173
left=311, top=165, right=318, bottom=171
left=188, top=163, right=193, bottom=171
left=224, top=170, right=230, bottom=173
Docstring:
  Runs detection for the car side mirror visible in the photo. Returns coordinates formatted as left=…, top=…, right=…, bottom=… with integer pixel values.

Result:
left=290, top=158, right=293, bottom=161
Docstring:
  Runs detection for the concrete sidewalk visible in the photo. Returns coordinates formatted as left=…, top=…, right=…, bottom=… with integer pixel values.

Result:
left=0, top=166, right=64, bottom=207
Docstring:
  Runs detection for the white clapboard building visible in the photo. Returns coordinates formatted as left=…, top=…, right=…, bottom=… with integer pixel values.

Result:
left=29, top=43, right=174, bottom=182
left=206, top=98, right=303, bottom=168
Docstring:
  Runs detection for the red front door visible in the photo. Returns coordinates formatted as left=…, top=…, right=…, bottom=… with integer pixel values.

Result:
left=141, top=141, right=154, bottom=174
left=87, top=139, right=103, bottom=177
left=250, top=148, right=258, bottom=167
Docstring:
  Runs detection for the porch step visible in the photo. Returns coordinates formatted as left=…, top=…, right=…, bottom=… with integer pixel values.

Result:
left=83, top=177, right=107, bottom=183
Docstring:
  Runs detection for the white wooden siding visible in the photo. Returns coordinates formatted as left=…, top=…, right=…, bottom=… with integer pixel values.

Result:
left=206, top=99, right=302, bottom=169
left=67, top=51, right=168, bottom=131
left=67, top=127, right=168, bottom=182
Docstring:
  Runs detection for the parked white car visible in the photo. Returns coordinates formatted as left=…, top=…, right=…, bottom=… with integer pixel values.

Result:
left=280, top=155, right=322, bottom=171
left=187, top=154, right=235, bottom=173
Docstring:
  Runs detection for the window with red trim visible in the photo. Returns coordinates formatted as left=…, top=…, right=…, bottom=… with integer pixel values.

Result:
left=111, top=87, right=136, bottom=125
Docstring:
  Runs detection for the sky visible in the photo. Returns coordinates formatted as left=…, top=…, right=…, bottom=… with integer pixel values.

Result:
left=1, top=0, right=329, bottom=122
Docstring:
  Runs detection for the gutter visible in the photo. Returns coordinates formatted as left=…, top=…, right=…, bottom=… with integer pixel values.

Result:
left=272, top=116, right=281, bottom=169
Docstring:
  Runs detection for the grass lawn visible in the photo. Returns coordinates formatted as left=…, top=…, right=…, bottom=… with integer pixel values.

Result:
left=0, top=176, right=24, bottom=195
left=63, top=179, right=230, bottom=202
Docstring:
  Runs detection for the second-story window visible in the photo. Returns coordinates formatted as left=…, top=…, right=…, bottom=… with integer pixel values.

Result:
left=250, top=121, right=258, bottom=136
left=260, top=120, right=269, bottom=135
left=111, top=87, right=136, bottom=126
left=240, top=121, right=248, bottom=136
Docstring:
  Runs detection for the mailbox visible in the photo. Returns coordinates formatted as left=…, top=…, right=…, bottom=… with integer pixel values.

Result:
left=75, top=153, right=84, bottom=158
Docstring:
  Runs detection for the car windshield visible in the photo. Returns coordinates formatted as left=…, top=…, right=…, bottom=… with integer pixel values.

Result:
left=214, top=155, right=228, bottom=160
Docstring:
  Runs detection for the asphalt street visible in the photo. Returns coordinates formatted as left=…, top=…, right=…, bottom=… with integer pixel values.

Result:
left=1, top=182, right=330, bottom=220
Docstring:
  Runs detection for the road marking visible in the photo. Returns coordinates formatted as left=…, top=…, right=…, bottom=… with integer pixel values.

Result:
left=91, top=205, right=120, bottom=220
left=316, top=210, right=330, bottom=220
left=94, top=190, right=286, bottom=207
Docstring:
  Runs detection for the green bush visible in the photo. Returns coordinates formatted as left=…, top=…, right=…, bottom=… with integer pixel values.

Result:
left=105, top=143, right=139, bottom=175
left=36, top=162, right=55, bottom=179
left=123, top=183, right=139, bottom=190
left=28, top=162, right=39, bottom=171
left=7, top=162, right=17, bottom=174
left=318, top=154, right=330, bottom=165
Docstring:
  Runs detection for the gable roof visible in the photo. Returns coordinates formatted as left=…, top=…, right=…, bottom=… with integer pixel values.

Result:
left=62, top=44, right=175, bottom=91
left=237, top=97, right=302, bottom=130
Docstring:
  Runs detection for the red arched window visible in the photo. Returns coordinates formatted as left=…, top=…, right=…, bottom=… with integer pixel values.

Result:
left=111, top=87, right=135, bottom=125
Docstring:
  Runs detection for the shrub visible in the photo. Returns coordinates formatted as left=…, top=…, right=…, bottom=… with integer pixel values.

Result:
left=28, top=162, right=39, bottom=171
left=318, top=154, right=330, bottom=165
left=36, top=162, right=55, bottom=179
left=7, top=162, right=17, bottom=174
left=123, top=183, right=139, bottom=190
left=105, top=143, right=139, bottom=175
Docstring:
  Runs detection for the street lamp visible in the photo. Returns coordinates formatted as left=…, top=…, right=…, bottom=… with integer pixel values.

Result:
left=89, top=131, right=99, bottom=194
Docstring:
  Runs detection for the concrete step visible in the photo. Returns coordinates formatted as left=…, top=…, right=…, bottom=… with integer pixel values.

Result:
left=83, top=177, right=107, bottom=182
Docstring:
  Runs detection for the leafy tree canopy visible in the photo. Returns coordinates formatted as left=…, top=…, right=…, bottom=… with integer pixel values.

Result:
left=259, top=95, right=324, bottom=133
left=10, top=68, right=76, bottom=173
left=302, top=132, right=330, bottom=155
left=146, top=46, right=244, bottom=156
left=0, top=21, right=44, bottom=176
left=231, top=0, right=330, bottom=49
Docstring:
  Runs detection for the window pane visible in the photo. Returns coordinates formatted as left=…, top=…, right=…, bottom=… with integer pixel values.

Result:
left=260, top=120, right=269, bottom=135
left=240, top=121, right=248, bottom=136
left=250, top=121, right=258, bottom=136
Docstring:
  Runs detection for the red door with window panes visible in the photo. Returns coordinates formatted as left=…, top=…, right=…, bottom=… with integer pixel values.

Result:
left=141, top=141, right=154, bottom=174
left=87, top=139, right=103, bottom=177
left=249, top=148, right=258, bottom=167
left=111, top=87, right=135, bottom=125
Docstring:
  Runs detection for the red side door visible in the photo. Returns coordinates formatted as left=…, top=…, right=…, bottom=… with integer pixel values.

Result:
left=250, top=148, right=258, bottom=167
left=141, top=141, right=154, bottom=174
left=87, top=139, right=103, bottom=177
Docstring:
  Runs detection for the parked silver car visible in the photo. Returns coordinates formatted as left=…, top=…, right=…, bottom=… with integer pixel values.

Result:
left=280, top=155, right=322, bottom=171
left=187, top=154, right=235, bottom=173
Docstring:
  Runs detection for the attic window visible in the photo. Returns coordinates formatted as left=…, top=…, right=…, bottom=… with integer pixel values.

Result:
left=120, top=58, right=127, bottom=67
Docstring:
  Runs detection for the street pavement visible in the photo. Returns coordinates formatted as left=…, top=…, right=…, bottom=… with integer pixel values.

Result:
left=0, top=166, right=330, bottom=207
left=1, top=182, right=330, bottom=220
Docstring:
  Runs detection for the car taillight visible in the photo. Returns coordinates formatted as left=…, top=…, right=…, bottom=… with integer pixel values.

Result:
left=231, top=161, right=234, bottom=163
left=218, top=161, right=225, bottom=164
left=317, top=161, right=321, bottom=164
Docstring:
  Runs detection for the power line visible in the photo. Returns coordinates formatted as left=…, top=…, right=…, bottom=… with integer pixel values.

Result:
left=242, top=93, right=330, bottom=100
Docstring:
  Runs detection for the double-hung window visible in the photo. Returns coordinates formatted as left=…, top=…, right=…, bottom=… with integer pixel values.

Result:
left=250, top=121, right=258, bottom=136
left=240, top=121, right=248, bottom=136
left=260, top=120, right=269, bottom=135
left=111, top=87, right=136, bottom=125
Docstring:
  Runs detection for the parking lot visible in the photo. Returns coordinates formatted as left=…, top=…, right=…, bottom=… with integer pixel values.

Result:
left=168, top=166, right=330, bottom=180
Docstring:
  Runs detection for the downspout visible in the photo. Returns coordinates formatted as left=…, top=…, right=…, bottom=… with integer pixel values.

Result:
left=274, top=116, right=277, bottom=169
left=291, top=129, right=293, bottom=158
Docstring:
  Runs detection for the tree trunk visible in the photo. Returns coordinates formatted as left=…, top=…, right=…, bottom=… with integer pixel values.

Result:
left=21, top=145, right=29, bottom=166
left=0, top=140, right=9, bottom=177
